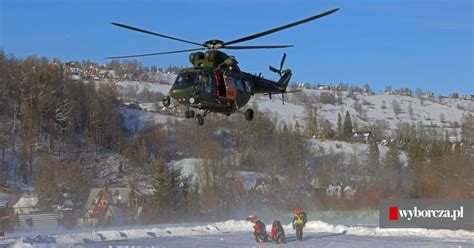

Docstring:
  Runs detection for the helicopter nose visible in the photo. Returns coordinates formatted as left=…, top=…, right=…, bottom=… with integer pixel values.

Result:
left=170, top=87, right=196, bottom=104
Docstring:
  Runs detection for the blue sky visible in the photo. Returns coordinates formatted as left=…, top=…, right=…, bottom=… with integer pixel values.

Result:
left=1, top=0, right=472, bottom=95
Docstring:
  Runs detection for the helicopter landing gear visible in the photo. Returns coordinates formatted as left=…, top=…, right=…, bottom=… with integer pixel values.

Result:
left=245, top=109, right=254, bottom=121
left=163, top=95, right=171, bottom=107
left=195, top=110, right=208, bottom=126
left=185, top=109, right=195, bottom=119
left=195, top=114, right=204, bottom=126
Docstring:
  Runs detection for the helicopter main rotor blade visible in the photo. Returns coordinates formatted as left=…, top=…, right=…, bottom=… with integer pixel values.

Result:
left=224, top=45, right=293, bottom=49
left=280, top=53, right=286, bottom=70
left=111, top=22, right=204, bottom=47
left=224, top=8, right=339, bottom=46
left=105, top=48, right=205, bottom=59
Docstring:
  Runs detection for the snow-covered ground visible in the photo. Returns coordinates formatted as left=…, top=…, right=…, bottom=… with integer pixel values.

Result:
left=86, top=232, right=471, bottom=248
left=1, top=219, right=472, bottom=247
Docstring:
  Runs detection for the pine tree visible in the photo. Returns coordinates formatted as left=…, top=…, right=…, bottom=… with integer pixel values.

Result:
left=383, top=141, right=403, bottom=194
left=367, top=141, right=380, bottom=180
left=426, top=141, right=445, bottom=197
left=304, top=100, right=318, bottom=137
left=343, top=111, right=353, bottom=141
left=151, top=158, right=187, bottom=222
left=321, top=119, right=335, bottom=139
left=407, top=137, right=425, bottom=198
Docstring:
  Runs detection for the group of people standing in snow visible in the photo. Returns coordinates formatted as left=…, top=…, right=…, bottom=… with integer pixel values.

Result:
left=248, top=207, right=308, bottom=244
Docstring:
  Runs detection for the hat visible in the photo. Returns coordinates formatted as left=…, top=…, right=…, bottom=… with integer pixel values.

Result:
left=247, top=215, right=259, bottom=223
left=294, top=208, right=302, bottom=215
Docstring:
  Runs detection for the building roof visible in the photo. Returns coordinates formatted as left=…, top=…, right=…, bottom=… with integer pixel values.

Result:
left=84, top=187, right=132, bottom=211
left=13, top=195, right=38, bottom=209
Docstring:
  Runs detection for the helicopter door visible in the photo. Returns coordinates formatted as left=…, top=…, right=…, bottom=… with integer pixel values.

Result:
left=223, top=75, right=236, bottom=101
left=214, top=70, right=226, bottom=98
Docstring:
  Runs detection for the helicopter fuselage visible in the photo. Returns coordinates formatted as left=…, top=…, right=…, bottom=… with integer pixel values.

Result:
left=161, top=50, right=292, bottom=125
left=170, top=68, right=255, bottom=115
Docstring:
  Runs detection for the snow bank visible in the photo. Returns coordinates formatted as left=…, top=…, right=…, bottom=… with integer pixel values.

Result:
left=300, top=221, right=474, bottom=243
left=8, top=219, right=473, bottom=247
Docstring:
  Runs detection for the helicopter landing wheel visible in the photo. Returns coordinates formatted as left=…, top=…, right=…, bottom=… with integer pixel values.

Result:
left=245, top=109, right=254, bottom=121
left=195, top=114, right=204, bottom=126
left=163, top=95, right=171, bottom=107
left=189, top=110, right=195, bottom=118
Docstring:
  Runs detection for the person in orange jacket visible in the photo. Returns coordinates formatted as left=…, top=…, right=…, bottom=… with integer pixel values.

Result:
left=292, top=208, right=307, bottom=241
left=270, top=220, right=286, bottom=244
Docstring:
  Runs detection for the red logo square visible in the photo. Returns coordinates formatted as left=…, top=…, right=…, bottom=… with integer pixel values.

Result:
left=389, top=206, right=398, bottom=221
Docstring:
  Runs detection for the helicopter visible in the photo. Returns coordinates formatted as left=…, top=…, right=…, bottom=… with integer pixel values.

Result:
left=106, top=8, right=339, bottom=125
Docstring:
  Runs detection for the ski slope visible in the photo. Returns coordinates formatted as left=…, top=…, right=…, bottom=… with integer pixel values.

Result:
left=2, top=219, right=472, bottom=247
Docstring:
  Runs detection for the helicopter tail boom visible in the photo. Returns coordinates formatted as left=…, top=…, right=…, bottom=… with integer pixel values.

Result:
left=276, top=69, right=292, bottom=92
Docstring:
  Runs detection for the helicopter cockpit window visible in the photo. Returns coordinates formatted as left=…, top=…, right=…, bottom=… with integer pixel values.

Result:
left=197, top=72, right=210, bottom=84
left=176, top=71, right=199, bottom=87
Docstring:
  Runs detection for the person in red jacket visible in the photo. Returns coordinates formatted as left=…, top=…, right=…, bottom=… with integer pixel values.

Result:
left=270, top=220, right=286, bottom=244
left=248, top=215, right=268, bottom=243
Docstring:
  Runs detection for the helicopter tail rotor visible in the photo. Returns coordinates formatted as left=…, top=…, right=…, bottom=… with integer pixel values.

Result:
left=269, top=53, right=289, bottom=76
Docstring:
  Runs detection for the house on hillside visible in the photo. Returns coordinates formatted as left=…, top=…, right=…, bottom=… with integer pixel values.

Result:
left=353, top=131, right=372, bottom=143
left=318, top=85, right=330, bottom=90
left=12, top=194, right=63, bottom=231
left=462, top=95, right=473, bottom=101
left=13, top=194, right=39, bottom=215
left=81, top=187, right=141, bottom=227
left=421, top=91, right=434, bottom=99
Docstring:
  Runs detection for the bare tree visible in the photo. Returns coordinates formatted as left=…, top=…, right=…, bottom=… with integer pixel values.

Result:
left=392, top=100, right=402, bottom=118
left=440, top=113, right=446, bottom=123
left=408, top=103, right=414, bottom=120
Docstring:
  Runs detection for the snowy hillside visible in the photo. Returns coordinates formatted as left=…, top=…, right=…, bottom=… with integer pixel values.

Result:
left=256, top=90, right=471, bottom=133
left=120, top=80, right=471, bottom=135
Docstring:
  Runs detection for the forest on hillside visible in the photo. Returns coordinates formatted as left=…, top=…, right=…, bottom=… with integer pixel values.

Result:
left=0, top=52, right=473, bottom=225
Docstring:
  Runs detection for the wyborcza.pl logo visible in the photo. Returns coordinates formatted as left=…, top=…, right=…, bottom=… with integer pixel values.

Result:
left=380, top=199, right=473, bottom=229
left=389, top=206, right=464, bottom=221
